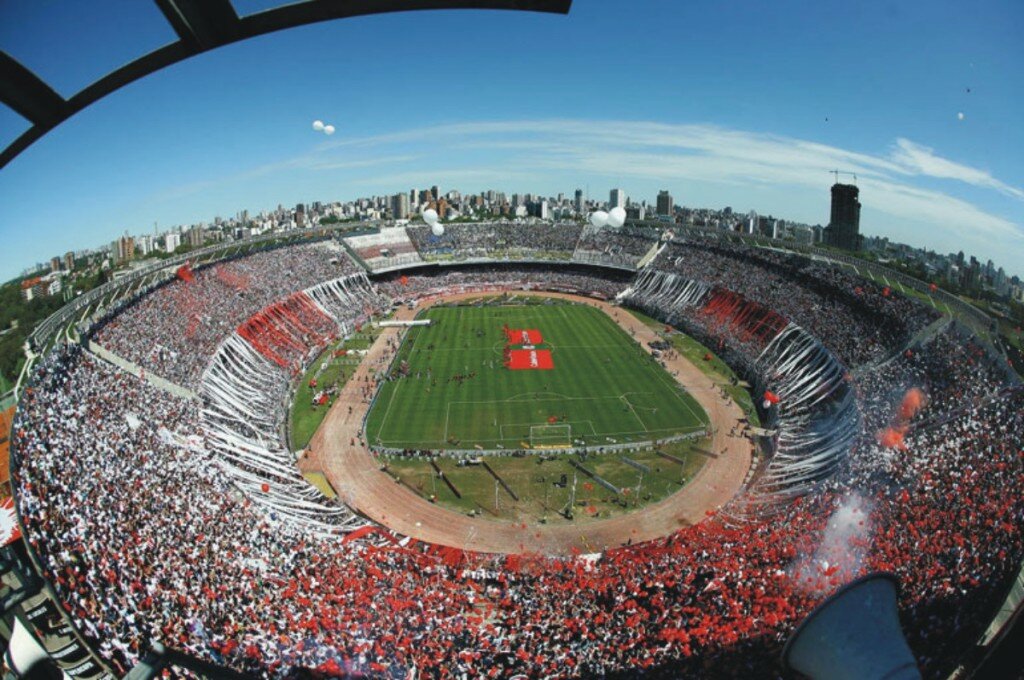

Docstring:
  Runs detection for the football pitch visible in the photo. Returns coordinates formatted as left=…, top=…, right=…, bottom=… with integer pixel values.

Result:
left=365, top=299, right=709, bottom=450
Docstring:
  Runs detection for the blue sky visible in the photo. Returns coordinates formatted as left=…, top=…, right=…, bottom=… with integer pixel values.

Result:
left=0, top=0, right=1021, bottom=281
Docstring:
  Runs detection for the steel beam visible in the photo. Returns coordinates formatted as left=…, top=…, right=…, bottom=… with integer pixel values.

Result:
left=0, top=51, right=67, bottom=128
left=0, top=0, right=571, bottom=169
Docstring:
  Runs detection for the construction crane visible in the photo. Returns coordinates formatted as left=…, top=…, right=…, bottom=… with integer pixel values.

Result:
left=831, top=170, right=858, bottom=185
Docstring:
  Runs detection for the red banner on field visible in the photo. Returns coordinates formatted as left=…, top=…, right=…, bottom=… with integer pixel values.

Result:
left=504, top=326, right=543, bottom=346
left=507, top=349, right=554, bottom=370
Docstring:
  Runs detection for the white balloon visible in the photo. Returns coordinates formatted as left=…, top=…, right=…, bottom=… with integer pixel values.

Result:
left=957, top=112, right=965, bottom=121
left=423, top=208, right=439, bottom=226
left=312, top=120, right=325, bottom=131
left=323, top=124, right=335, bottom=135
left=431, top=223, right=445, bottom=236
left=607, top=206, right=626, bottom=228
left=589, top=210, right=608, bottom=228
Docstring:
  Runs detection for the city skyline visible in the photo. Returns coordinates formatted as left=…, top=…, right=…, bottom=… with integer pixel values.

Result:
left=0, top=0, right=1021, bottom=281
left=29, top=182, right=1019, bottom=300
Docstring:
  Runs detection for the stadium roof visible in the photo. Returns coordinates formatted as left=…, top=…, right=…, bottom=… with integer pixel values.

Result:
left=0, top=0, right=572, bottom=170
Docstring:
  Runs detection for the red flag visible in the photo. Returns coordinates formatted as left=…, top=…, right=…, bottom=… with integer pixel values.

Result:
left=176, top=263, right=194, bottom=282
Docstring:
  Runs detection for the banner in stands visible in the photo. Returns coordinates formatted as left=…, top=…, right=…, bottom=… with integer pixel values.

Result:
left=506, top=349, right=554, bottom=370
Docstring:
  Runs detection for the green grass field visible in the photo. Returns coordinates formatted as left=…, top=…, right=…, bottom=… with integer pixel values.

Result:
left=365, top=300, right=708, bottom=450
left=384, top=439, right=709, bottom=523
left=626, top=309, right=762, bottom=427
left=289, top=330, right=381, bottom=450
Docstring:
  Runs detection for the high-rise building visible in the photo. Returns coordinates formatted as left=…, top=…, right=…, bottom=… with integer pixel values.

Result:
left=116, top=235, right=135, bottom=262
left=164, top=233, right=181, bottom=253
left=50, top=257, right=61, bottom=273
left=431, top=185, right=440, bottom=201
left=187, top=226, right=204, bottom=247
left=625, top=205, right=646, bottom=220
left=823, top=183, right=861, bottom=250
left=391, top=192, right=410, bottom=219
left=609, top=188, right=626, bottom=209
left=64, top=251, right=74, bottom=271
left=574, top=189, right=584, bottom=214
left=772, top=219, right=785, bottom=239
left=656, top=190, right=674, bottom=216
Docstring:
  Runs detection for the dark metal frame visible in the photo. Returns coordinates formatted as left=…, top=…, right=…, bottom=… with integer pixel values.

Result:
left=0, top=0, right=571, bottom=169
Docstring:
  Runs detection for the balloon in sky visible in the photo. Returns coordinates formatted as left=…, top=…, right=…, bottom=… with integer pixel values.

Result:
left=607, top=206, right=626, bottom=228
left=957, top=112, right=965, bottom=121
left=423, top=208, right=439, bottom=226
left=431, top=223, right=445, bottom=236
left=312, top=120, right=325, bottom=131
left=590, top=210, right=608, bottom=228
left=323, top=124, right=336, bottom=135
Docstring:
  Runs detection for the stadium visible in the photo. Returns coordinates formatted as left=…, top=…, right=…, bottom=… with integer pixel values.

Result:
left=1, top=216, right=1021, bottom=678
left=1, top=2, right=1022, bottom=679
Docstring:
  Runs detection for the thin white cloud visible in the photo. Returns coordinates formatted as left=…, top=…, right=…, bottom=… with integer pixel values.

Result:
left=347, top=168, right=536, bottom=189
left=889, top=138, right=1024, bottom=200
left=150, top=153, right=418, bottom=203
left=181, top=118, right=1023, bottom=266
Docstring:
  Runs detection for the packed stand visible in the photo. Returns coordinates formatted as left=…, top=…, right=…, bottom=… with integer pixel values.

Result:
left=406, top=222, right=583, bottom=262
left=91, top=242, right=362, bottom=390
left=200, top=274, right=382, bottom=530
left=623, top=270, right=859, bottom=501
left=342, top=228, right=422, bottom=271
left=12, top=342, right=1023, bottom=678
left=651, top=240, right=940, bottom=367
left=375, top=263, right=632, bottom=302
left=854, top=323, right=1011, bottom=436
left=9, top=255, right=1024, bottom=679
left=236, top=291, right=338, bottom=369
left=573, top=224, right=662, bottom=269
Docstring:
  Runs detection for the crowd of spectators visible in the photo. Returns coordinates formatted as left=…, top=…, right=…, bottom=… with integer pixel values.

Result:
left=854, top=323, right=1009, bottom=435
left=91, top=242, right=360, bottom=390
left=375, top=263, right=632, bottom=302
left=405, top=222, right=583, bottom=262
left=342, top=229, right=422, bottom=271
left=12, top=338, right=1022, bottom=678
left=573, top=225, right=662, bottom=268
left=199, top=275, right=381, bottom=530
left=624, top=271, right=859, bottom=501
left=9, top=238, right=1024, bottom=679
left=651, top=240, right=940, bottom=367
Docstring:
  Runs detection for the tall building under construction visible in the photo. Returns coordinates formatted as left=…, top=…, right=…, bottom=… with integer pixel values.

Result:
left=824, top=183, right=861, bottom=251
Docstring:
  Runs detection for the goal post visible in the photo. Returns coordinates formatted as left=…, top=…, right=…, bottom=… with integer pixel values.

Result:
left=529, top=423, right=572, bottom=449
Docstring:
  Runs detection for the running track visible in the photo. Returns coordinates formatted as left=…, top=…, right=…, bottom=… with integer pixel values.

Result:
left=303, top=291, right=753, bottom=555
